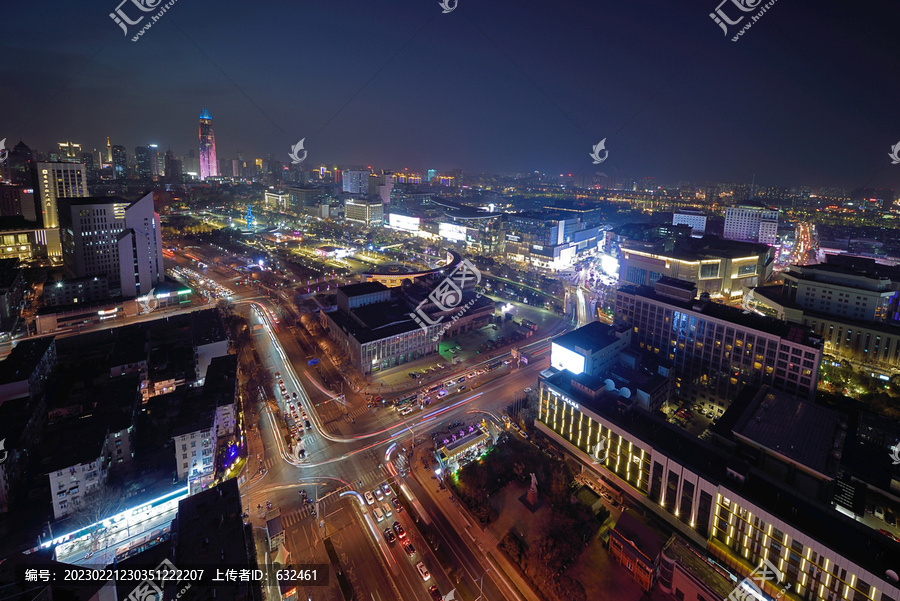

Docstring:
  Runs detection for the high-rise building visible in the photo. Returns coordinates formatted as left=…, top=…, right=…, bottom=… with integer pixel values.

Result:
left=342, top=170, right=369, bottom=194
left=149, top=144, right=163, bottom=180
left=427, top=169, right=436, bottom=182
left=36, top=162, right=88, bottom=259
left=344, top=198, right=383, bottom=226
left=198, top=108, right=218, bottom=180
left=165, top=150, right=182, bottom=184
left=5, top=140, right=35, bottom=188
left=111, top=145, right=127, bottom=179
left=368, top=171, right=394, bottom=205
left=134, top=146, right=152, bottom=181
left=58, top=192, right=165, bottom=297
left=56, top=142, right=82, bottom=163
left=80, top=152, right=94, bottom=174
left=724, top=205, right=779, bottom=245
left=105, top=137, right=113, bottom=166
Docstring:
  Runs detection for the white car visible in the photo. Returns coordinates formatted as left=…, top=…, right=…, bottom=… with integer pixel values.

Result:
left=374, top=488, right=384, bottom=501
left=524, top=387, right=533, bottom=393
left=365, top=491, right=375, bottom=505
left=416, top=562, right=431, bottom=581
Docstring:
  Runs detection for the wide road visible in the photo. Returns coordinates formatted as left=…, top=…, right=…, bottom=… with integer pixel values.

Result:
left=162, top=248, right=562, bottom=600
left=240, top=298, right=553, bottom=601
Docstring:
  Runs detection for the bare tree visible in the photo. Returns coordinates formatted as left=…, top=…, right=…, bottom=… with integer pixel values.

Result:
left=70, top=483, right=127, bottom=554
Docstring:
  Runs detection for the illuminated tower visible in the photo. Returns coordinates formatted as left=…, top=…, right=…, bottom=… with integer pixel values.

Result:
left=198, top=108, right=219, bottom=180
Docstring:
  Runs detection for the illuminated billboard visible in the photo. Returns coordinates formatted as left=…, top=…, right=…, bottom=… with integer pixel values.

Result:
left=551, top=342, right=586, bottom=375
left=439, top=222, right=467, bottom=242
left=388, top=213, right=421, bottom=232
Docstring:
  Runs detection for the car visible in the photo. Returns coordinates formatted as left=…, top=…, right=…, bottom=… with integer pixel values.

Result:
left=304, top=420, right=312, bottom=429
left=274, top=371, right=281, bottom=378
left=278, top=379, right=284, bottom=386
left=503, top=359, right=512, bottom=365
left=400, top=407, right=413, bottom=416
left=383, top=528, right=396, bottom=543
left=373, top=507, right=384, bottom=522
left=524, top=387, right=533, bottom=393
left=374, top=488, right=384, bottom=501
left=393, top=521, right=406, bottom=539
left=887, top=510, right=897, bottom=527
left=456, top=377, right=466, bottom=384
left=876, top=506, right=886, bottom=520
left=428, top=585, right=442, bottom=600
left=403, top=542, right=416, bottom=557
left=382, top=503, right=393, bottom=517
left=364, top=491, right=375, bottom=505
left=416, top=562, right=431, bottom=581
left=301, top=411, right=308, bottom=420
left=458, top=385, right=466, bottom=391
left=292, top=392, right=298, bottom=399
left=438, top=390, right=448, bottom=398
left=392, top=497, right=402, bottom=512
left=382, top=483, right=393, bottom=496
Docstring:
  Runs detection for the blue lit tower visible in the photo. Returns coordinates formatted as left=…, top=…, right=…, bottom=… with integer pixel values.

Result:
left=198, top=108, right=218, bottom=180
left=245, top=204, right=255, bottom=230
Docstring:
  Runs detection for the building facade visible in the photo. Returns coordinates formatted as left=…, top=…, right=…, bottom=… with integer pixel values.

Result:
left=36, top=162, right=88, bottom=259
left=344, top=198, right=383, bottom=227
left=615, top=278, right=822, bottom=408
left=724, top=205, right=779, bottom=246
left=58, top=193, right=165, bottom=297
left=198, top=108, right=219, bottom=180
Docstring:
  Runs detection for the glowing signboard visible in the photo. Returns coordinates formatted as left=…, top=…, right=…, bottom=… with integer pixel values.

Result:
left=439, top=222, right=467, bottom=242
left=550, top=342, right=586, bottom=375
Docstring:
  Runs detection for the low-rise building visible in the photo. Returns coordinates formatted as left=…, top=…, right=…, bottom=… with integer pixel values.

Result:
left=44, top=419, right=109, bottom=520
left=206, top=354, right=238, bottom=438
left=172, top=405, right=217, bottom=491
left=609, top=510, right=664, bottom=591
left=43, top=275, right=109, bottom=307
left=0, top=336, right=57, bottom=404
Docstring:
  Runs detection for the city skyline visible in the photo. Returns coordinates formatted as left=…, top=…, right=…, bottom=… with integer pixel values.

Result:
left=2, top=0, right=899, bottom=188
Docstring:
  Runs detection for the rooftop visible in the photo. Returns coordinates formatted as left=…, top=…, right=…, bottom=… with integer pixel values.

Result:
left=175, top=479, right=257, bottom=578
left=662, top=535, right=736, bottom=600
left=339, top=281, right=388, bottom=297
left=328, top=299, right=421, bottom=344
left=43, top=416, right=108, bottom=473
left=0, top=336, right=54, bottom=385
left=613, top=510, right=665, bottom=561
left=620, top=283, right=821, bottom=345
left=731, top=387, right=845, bottom=478
left=204, top=354, right=238, bottom=408
left=191, top=308, right=227, bottom=346
left=552, top=322, right=626, bottom=355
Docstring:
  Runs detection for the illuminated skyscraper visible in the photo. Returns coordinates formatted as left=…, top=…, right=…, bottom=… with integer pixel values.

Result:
left=111, top=145, right=128, bottom=179
left=198, top=108, right=218, bottom=180
left=36, top=162, right=88, bottom=259
left=134, top=146, right=152, bottom=181
left=57, top=141, right=82, bottom=163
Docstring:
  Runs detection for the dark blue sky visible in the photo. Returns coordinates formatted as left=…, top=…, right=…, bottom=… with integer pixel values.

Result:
left=2, top=0, right=899, bottom=188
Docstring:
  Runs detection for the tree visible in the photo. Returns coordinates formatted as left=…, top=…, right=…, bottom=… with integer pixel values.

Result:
left=70, top=483, right=127, bottom=553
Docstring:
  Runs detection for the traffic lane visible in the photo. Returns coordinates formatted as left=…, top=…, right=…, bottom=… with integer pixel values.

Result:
left=403, top=469, right=509, bottom=601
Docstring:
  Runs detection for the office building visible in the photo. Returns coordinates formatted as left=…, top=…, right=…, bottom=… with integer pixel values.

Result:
left=43, top=275, right=110, bottom=307
left=36, top=162, right=88, bottom=259
left=672, top=209, right=708, bottom=235
left=165, top=150, right=182, bottom=183
left=615, top=277, right=822, bottom=407
left=427, top=169, right=436, bottom=182
left=368, top=171, right=394, bottom=205
left=618, top=235, right=774, bottom=299
left=58, top=192, right=165, bottom=297
left=56, top=141, right=82, bottom=163
left=746, top=255, right=900, bottom=369
left=551, top=322, right=633, bottom=377
left=198, top=108, right=219, bottom=180
left=4, top=140, right=35, bottom=187
left=724, top=205, right=779, bottom=245
left=264, top=191, right=289, bottom=212
left=134, top=146, right=152, bottom=181
left=342, top=170, right=369, bottom=194
left=345, top=197, right=383, bottom=226
left=149, top=144, right=163, bottom=179
left=286, top=186, right=323, bottom=210
left=111, top=144, right=127, bottom=179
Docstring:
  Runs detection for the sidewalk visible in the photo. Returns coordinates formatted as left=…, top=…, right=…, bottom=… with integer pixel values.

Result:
left=410, top=447, right=543, bottom=601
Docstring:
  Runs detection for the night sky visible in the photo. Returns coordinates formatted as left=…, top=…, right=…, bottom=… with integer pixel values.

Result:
left=3, top=0, right=899, bottom=188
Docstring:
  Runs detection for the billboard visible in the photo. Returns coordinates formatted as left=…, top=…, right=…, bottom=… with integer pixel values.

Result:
left=551, top=342, right=586, bottom=375
left=388, top=213, right=421, bottom=232
left=439, top=222, right=467, bottom=242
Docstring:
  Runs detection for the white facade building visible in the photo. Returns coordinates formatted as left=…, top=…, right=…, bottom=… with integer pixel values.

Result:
left=174, top=418, right=217, bottom=483
left=672, top=210, right=707, bottom=235
left=724, top=206, right=779, bottom=245
left=58, top=193, right=165, bottom=297
left=48, top=456, right=105, bottom=520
